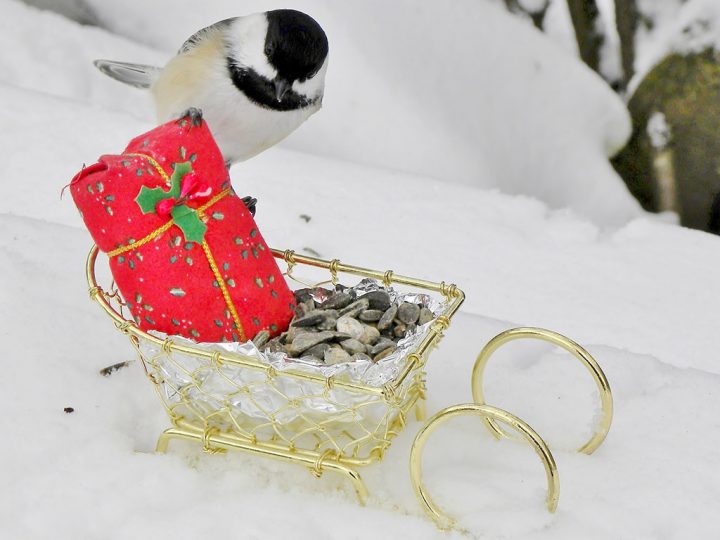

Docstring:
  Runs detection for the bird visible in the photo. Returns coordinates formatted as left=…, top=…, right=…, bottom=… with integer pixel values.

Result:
left=94, top=9, right=329, bottom=166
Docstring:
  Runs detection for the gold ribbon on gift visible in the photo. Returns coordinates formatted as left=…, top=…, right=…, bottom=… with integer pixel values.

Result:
left=106, top=153, right=246, bottom=342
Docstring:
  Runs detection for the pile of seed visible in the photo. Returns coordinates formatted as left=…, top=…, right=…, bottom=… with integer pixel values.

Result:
left=254, top=286, right=434, bottom=365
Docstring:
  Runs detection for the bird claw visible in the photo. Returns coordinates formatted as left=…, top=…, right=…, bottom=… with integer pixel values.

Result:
left=175, top=110, right=253, bottom=215
left=242, top=196, right=258, bottom=216
left=176, top=107, right=203, bottom=128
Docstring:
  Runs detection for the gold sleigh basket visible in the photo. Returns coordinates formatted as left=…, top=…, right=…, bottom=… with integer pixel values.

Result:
left=86, top=245, right=613, bottom=530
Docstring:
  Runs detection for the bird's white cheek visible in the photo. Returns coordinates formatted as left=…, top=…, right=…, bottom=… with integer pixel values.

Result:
left=227, top=14, right=277, bottom=81
left=292, top=58, right=328, bottom=99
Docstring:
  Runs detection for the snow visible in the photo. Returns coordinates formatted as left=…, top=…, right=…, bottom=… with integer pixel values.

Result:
left=36, top=0, right=642, bottom=225
left=527, top=0, right=720, bottom=97
left=3, top=0, right=720, bottom=538
left=518, top=0, right=548, bottom=14
left=595, top=0, right=624, bottom=86
left=647, top=111, right=671, bottom=149
left=624, top=0, right=720, bottom=93
left=0, top=0, right=164, bottom=119
left=633, top=0, right=720, bottom=77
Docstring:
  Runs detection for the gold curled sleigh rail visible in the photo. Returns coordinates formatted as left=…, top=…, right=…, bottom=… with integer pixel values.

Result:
left=410, top=327, right=613, bottom=530
left=86, top=245, right=613, bottom=531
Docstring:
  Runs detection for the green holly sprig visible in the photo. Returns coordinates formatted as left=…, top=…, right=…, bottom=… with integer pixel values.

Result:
left=135, top=161, right=208, bottom=244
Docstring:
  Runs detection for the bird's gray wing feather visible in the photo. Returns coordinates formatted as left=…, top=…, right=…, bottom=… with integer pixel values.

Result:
left=93, top=60, right=160, bottom=89
left=178, top=17, right=236, bottom=54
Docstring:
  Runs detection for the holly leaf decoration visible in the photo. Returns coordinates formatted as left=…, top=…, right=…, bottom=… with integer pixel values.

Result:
left=171, top=204, right=207, bottom=244
left=169, top=161, right=193, bottom=194
left=135, top=161, right=192, bottom=214
left=134, top=161, right=206, bottom=243
left=136, top=185, right=170, bottom=214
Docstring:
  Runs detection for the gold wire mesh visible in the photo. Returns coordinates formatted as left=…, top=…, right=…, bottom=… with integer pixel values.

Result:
left=87, top=245, right=465, bottom=466
left=134, top=335, right=422, bottom=461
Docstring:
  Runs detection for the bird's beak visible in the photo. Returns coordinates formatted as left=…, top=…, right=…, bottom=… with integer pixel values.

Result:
left=273, top=78, right=290, bottom=102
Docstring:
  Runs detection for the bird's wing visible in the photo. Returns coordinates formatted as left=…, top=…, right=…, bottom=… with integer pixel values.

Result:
left=93, top=60, right=160, bottom=89
left=178, top=17, right=237, bottom=54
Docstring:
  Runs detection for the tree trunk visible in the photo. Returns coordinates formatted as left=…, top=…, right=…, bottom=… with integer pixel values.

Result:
left=566, top=0, right=604, bottom=73
left=612, top=49, right=720, bottom=233
left=614, top=0, right=639, bottom=89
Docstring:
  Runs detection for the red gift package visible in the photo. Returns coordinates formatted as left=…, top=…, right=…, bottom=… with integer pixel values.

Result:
left=71, top=118, right=295, bottom=342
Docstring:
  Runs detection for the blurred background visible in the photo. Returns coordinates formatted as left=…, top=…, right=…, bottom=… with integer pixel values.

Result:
left=4, top=5, right=720, bottom=536
left=12, top=0, right=720, bottom=233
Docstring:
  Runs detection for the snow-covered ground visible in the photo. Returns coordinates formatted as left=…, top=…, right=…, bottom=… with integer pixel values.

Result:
left=7, top=0, right=643, bottom=224
left=2, top=1, right=720, bottom=538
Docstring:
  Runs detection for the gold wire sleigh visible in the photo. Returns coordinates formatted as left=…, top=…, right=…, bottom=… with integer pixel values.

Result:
left=86, top=245, right=613, bottom=530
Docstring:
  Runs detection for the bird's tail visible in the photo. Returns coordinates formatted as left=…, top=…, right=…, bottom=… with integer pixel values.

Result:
left=93, top=59, right=160, bottom=89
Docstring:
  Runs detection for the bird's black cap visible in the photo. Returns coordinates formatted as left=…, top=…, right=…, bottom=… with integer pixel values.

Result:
left=264, top=9, right=328, bottom=82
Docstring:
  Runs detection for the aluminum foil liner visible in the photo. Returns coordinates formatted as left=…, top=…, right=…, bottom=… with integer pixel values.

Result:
left=139, top=279, right=447, bottom=425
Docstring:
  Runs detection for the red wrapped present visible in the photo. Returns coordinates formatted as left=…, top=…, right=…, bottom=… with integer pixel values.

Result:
left=70, top=118, right=295, bottom=342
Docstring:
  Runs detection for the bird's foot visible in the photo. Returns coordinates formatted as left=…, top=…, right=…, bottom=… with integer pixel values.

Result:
left=242, top=196, right=257, bottom=217
left=176, top=107, right=203, bottom=128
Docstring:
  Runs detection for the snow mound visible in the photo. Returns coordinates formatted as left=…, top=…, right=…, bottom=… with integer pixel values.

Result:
left=3, top=213, right=720, bottom=539
left=632, top=0, right=720, bottom=90
left=0, top=0, right=164, bottom=118
left=36, top=0, right=641, bottom=225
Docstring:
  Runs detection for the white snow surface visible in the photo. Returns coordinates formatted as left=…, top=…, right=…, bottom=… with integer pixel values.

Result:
left=631, top=0, right=720, bottom=88
left=3, top=1, right=720, bottom=538
left=647, top=111, right=671, bottom=150
left=26, top=0, right=643, bottom=225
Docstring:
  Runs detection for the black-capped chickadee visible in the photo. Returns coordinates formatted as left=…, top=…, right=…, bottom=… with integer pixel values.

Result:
left=94, top=9, right=329, bottom=165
